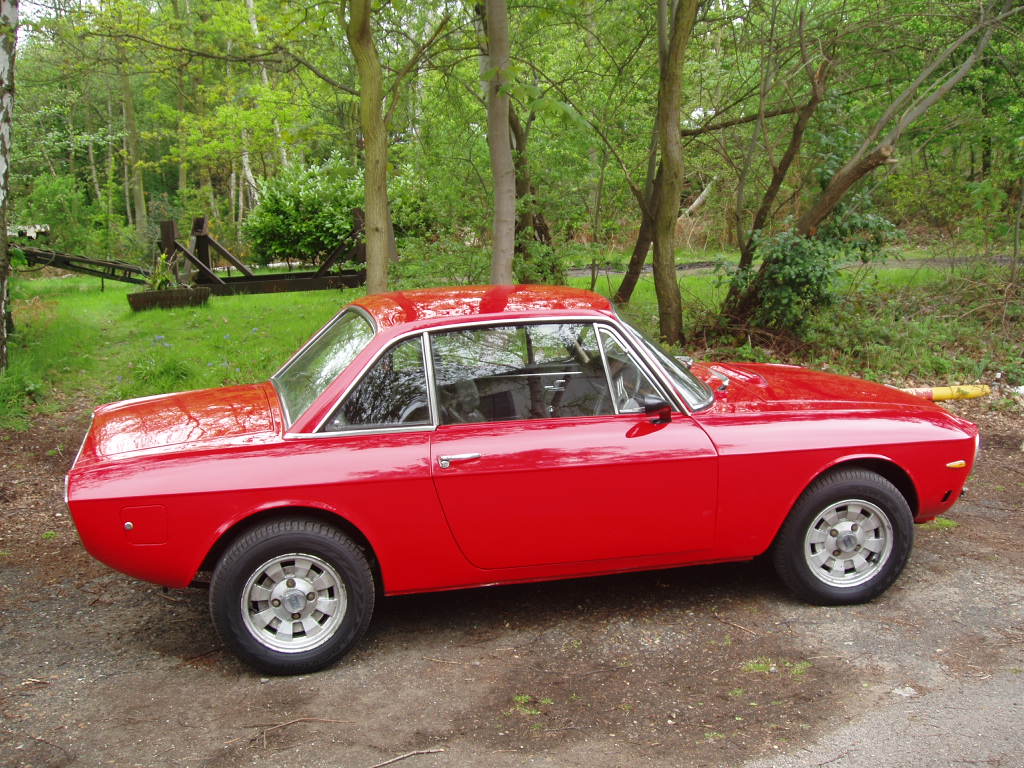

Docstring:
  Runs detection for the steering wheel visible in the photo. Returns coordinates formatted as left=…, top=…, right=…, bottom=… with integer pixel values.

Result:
left=397, top=395, right=429, bottom=424
left=613, top=364, right=644, bottom=413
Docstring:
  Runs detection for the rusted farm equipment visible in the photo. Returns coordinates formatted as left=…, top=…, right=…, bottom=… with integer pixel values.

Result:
left=20, top=247, right=151, bottom=285
left=13, top=216, right=366, bottom=297
left=160, top=217, right=365, bottom=296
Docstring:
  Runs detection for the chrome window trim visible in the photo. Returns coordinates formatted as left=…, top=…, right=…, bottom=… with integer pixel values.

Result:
left=272, top=305, right=378, bottom=428
left=595, top=327, right=620, bottom=415
left=285, top=313, right=692, bottom=437
left=422, top=331, right=440, bottom=426
left=594, top=324, right=684, bottom=414
left=614, top=320, right=709, bottom=413
left=285, top=423, right=436, bottom=440
left=310, top=330, right=433, bottom=435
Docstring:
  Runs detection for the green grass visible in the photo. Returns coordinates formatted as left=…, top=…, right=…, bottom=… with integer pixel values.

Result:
left=1, top=276, right=361, bottom=429
left=2, top=246, right=1020, bottom=430
left=919, top=517, right=960, bottom=531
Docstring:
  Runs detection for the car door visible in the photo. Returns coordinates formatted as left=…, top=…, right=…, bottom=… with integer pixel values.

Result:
left=428, top=321, right=719, bottom=570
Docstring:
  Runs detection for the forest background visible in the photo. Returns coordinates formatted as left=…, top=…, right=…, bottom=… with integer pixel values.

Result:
left=2, top=0, right=1023, bottom=391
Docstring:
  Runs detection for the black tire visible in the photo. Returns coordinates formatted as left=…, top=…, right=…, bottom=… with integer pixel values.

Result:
left=210, top=517, right=375, bottom=675
left=771, top=469, right=914, bottom=605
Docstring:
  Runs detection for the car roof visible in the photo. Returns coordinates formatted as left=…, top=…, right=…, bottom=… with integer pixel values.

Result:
left=353, top=285, right=616, bottom=329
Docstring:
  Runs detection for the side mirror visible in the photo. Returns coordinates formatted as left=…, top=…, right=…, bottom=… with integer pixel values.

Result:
left=639, top=394, right=672, bottom=424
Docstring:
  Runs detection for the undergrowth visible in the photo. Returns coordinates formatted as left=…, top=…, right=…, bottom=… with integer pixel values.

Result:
left=0, top=277, right=358, bottom=430
left=1, top=253, right=1020, bottom=430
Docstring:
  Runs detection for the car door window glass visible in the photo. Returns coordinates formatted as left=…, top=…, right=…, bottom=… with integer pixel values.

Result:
left=598, top=329, right=664, bottom=413
left=430, top=323, right=613, bottom=423
left=320, top=336, right=429, bottom=431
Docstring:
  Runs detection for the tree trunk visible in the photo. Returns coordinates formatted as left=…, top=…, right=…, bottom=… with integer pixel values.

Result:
left=723, top=50, right=831, bottom=315
left=509, top=107, right=552, bottom=252
left=1012, top=178, right=1023, bottom=284
left=176, top=74, right=187, bottom=194
left=346, top=0, right=391, bottom=294
left=120, top=67, right=148, bottom=243
left=651, top=0, right=699, bottom=345
left=483, top=0, right=515, bottom=285
left=0, top=0, right=15, bottom=371
left=240, top=129, right=259, bottom=208
left=614, top=162, right=661, bottom=305
left=614, top=121, right=662, bottom=306
left=245, top=0, right=289, bottom=168
left=87, top=138, right=102, bottom=202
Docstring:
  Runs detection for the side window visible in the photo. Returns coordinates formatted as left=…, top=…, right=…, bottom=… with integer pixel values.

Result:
left=320, top=336, right=429, bottom=431
left=598, top=329, right=664, bottom=413
left=430, top=323, right=614, bottom=424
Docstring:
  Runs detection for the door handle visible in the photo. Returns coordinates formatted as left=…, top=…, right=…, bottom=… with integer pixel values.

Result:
left=438, top=453, right=482, bottom=469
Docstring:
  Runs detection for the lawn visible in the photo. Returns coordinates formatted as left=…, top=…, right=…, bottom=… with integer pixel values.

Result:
left=1, top=251, right=1021, bottom=430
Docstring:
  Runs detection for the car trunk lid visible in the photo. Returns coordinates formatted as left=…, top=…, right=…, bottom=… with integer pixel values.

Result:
left=76, top=382, right=281, bottom=464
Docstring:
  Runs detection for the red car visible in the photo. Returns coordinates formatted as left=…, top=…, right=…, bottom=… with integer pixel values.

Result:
left=67, top=285, right=978, bottom=674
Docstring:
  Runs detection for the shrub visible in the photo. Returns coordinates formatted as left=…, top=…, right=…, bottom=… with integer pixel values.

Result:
left=243, top=155, right=432, bottom=267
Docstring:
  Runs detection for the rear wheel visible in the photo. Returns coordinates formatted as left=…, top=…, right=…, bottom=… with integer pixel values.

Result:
left=772, top=469, right=914, bottom=605
left=210, top=518, right=374, bottom=674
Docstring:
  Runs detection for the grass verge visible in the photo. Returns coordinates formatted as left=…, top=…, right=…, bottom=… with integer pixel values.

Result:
left=2, top=252, right=1021, bottom=430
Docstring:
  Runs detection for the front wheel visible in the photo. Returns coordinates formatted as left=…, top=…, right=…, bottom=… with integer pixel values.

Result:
left=210, top=518, right=375, bottom=674
left=772, top=469, right=914, bottom=605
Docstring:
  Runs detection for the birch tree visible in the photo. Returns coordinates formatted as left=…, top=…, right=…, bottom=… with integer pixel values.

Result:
left=0, top=0, right=16, bottom=372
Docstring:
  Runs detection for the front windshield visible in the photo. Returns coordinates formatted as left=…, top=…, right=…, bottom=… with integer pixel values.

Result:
left=273, top=309, right=375, bottom=426
left=618, top=319, right=714, bottom=411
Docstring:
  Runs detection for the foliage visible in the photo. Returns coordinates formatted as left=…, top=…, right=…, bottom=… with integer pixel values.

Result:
left=4, top=0, right=1022, bottom=353
left=390, top=238, right=490, bottom=288
left=243, top=155, right=431, bottom=266
left=728, top=231, right=840, bottom=332
left=514, top=240, right=566, bottom=284
left=816, top=203, right=899, bottom=264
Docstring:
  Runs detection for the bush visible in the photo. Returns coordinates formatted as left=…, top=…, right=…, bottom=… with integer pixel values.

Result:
left=391, top=238, right=490, bottom=288
left=728, top=231, right=839, bottom=332
left=243, top=155, right=432, bottom=267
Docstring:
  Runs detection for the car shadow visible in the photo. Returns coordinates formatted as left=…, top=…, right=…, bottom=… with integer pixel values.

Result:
left=368, top=557, right=784, bottom=645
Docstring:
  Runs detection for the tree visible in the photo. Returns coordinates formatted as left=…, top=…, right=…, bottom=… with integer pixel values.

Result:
left=0, top=0, right=17, bottom=372
left=650, top=0, right=699, bottom=345
left=724, top=0, right=1019, bottom=325
left=482, top=0, right=515, bottom=285
left=346, top=0, right=391, bottom=294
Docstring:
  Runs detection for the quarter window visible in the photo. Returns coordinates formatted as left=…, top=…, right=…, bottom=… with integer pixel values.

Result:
left=320, top=336, right=430, bottom=431
left=273, top=309, right=375, bottom=426
left=598, top=329, right=665, bottom=413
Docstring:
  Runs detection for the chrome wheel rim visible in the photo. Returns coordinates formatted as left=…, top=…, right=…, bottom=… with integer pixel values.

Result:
left=803, top=499, right=894, bottom=588
left=241, top=553, right=348, bottom=653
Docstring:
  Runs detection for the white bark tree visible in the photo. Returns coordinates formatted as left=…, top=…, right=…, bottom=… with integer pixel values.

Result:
left=0, top=0, right=17, bottom=372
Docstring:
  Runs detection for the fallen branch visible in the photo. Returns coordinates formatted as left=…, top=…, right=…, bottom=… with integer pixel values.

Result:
left=712, top=613, right=758, bottom=636
left=225, top=717, right=354, bottom=746
left=367, top=748, right=446, bottom=768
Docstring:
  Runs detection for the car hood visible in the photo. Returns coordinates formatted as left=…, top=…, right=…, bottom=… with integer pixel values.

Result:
left=76, top=382, right=282, bottom=464
left=691, top=362, right=936, bottom=413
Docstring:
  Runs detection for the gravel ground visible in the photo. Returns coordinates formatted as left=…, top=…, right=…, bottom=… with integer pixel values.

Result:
left=1, top=400, right=1021, bottom=768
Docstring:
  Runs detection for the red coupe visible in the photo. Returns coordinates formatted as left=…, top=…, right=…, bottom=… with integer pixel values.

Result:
left=67, top=285, right=978, bottom=674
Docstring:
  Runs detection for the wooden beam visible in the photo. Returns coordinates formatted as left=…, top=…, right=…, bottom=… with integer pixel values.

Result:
left=174, top=239, right=225, bottom=284
left=207, top=235, right=255, bottom=277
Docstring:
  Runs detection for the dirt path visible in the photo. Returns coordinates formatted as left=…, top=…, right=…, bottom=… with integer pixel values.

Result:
left=1, top=402, right=1021, bottom=768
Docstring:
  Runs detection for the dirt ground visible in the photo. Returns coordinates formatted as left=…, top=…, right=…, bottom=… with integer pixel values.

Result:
left=1, top=399, right=1022, bottom=768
